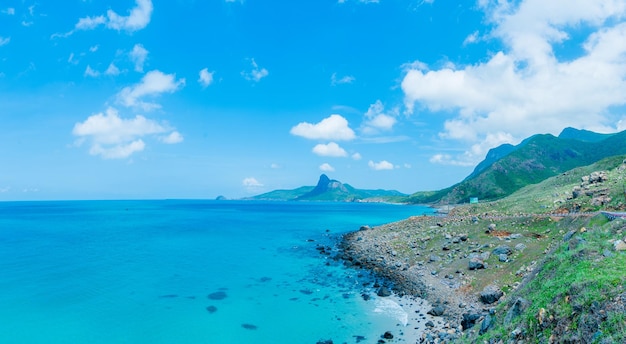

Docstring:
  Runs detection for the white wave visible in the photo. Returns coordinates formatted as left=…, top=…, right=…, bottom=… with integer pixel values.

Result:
left=373, top=298, right=408, bottom=326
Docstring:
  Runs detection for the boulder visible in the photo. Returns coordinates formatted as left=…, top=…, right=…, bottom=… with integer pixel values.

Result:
left=377, top=286, right=392, bottom=297
left=469, top=257, right=486, bottom=270
left=429, top=254, right=441, bottom=262
left=479, top=314, right=493, bottom=335
left=480, top=285, right=504, bottom=304
left=505, top=298, right=529, bottom=325
left=427, top=305, right=445, bottom=317
left=614, top=240, right=626, bottom=251
left=493, top=245, right=512, bottom=256
left=461, top=313, right=482, bottom=330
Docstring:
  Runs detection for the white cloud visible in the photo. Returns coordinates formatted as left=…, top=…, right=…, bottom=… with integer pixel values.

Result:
left=130, top=44, right=148, bottom=72
left=107, top=0, right=153, bottom=31
left=2, top=8, right=15, bottom=15
left=89, top=45, right=99, bottom=52
left=312, top=142, right=348, bottom=157
left=319, top=163, right=335, bottom=172
left=160, top=131, right=184, bottom=144
left=331, top=73, right=355, bottom=85
left=84, top=65, right=100, bottom=77
left=76, top=16, right=106, bottom=30
left=368, top=160, right=394, bottom=170
left=73, top=107, right=179, bottom=159
left=270, top=163, right=281, bottom=169
left=105, top=63, right=120, bottom=76
left=242, top=177, right=263, bottom=187
left=362, top=100, right=397, bottom=134
left=0, top=36, right=10, bottom=46
left=463, top=30, right=480, bottom=45
left=402, top=0, right=626, bottom=165
left=0, top=186, right=10, bottom=193
left=90, top=140, right=146, bottom=159
left=198, top=68, right=214, bottom=88
left=241, top=58, right=268, bottom=82
left=117, top=70, right=185, bottom=110
left=351, top=152, right=362, bottom=160
left=290, top=114, right=356, bottom=141
left=55, top=0, right=152, bottom=38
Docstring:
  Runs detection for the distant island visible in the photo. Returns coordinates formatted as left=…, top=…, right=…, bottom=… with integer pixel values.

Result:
left=248, top=174, right=407, bottom=202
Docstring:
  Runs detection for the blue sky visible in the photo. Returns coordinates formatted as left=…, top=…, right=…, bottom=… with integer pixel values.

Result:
left=2, top=0, right=626, bottom=200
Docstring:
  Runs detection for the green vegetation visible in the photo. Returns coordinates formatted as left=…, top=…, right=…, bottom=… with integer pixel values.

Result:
left=249, top=174, right=407, bottom=202
left=406, top=130, right=626, bottom=205
left=466, top=216, right=626, bottom=343
left=447, top=155, right=626, bottom=343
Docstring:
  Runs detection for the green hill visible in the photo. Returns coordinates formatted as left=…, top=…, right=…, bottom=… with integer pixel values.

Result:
left=250, top=174, right=407, bottom=202
left=406, top=129, right=626, bottom=205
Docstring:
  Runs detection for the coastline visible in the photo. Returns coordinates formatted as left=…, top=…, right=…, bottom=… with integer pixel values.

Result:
left=339, top=215, right=484, bottom=342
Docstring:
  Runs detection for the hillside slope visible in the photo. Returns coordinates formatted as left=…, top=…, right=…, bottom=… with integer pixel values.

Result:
left=407, top=129, right=626, bottom=205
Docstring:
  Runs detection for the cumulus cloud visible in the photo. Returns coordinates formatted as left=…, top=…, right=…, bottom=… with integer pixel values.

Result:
left=84, top=65, right=100, bottom=77
left=362, top=100, right=397, bottom=134
left=73, top=107, right=181, bottom=159
left=0, top=36, right=10, bottom=46
left=117, top=70, right=185, bottom=110
left=319, top=163, right=335, bottom=172
left=241, top=58, right=268, bottom=82
left=198, top=68, right=214, bottom=88
left=401, top=0, right=626, bottom=166
left=53, top=0, right=153, bottom=38
left=331, top=73, right=355, bottom=85
left=130, top=44, right=148, bottom=72
left=242, top=177, right=263, bottom=187
left=352, top=152, right=362, bottom=160
left=368, top=160, right=394, bottom=170
left=290, top=114, right=356, bottom=141
left=160, top=131, right=184, bottom=144
left=105, top=63, right=120, bottom=76
left=2, top=8, right=15, bottom=15
left=312, top=142, right=348, bottom=157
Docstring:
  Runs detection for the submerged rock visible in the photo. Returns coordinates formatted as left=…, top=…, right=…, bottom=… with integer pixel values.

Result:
left=206, top=305, right=218, bottom=313
left=207, top=291, right=227, bottom=300
left=241, top=323, right=258, bottom=330
left=316, top=340, right=333, bottom=344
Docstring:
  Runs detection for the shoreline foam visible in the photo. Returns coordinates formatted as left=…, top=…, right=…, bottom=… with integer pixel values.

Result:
left=339, top=216, right=483, bottom=342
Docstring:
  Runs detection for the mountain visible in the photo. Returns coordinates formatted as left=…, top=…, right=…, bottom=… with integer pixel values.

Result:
left=558, top=127, right=615, bottom=142
left=250, top=174, right=407, bottom=202
left=407, top=128, right=626, bottom=204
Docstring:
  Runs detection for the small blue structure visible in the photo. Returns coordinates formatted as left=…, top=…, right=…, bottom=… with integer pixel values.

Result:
left=470, top=197, right=479, bottom=204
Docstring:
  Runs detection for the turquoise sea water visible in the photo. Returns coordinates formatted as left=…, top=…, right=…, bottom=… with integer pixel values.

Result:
left=0, top=200, right=434, bottom=344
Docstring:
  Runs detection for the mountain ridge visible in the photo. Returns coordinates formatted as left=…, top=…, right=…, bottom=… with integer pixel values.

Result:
left=250, top=174, right=406, bottom=202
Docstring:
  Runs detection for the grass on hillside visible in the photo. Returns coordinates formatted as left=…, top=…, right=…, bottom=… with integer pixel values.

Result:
left=465, top=215, right=626, bottom=343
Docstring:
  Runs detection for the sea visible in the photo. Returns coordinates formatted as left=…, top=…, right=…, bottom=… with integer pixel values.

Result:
left=0, top=200, right=435, bottom=344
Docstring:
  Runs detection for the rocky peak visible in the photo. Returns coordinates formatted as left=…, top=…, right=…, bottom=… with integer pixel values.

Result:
left=314, top=174, right=348, bottom=193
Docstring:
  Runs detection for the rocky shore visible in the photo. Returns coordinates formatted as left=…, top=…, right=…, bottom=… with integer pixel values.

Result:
left=337, top=212, right=564, bottom=343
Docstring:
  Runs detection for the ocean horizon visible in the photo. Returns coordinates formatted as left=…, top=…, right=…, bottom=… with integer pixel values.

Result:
left=0, top=200, right=435, bottom=343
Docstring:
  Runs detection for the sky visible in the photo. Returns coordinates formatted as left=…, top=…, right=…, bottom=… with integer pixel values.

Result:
left=1, top=0, right=626, bottom=200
